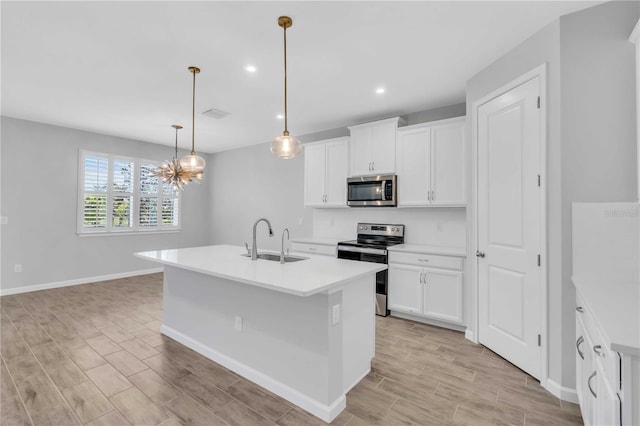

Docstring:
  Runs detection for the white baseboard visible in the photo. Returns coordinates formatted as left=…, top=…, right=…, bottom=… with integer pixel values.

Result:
left=464, top=328, right=477, bottom=343
left=0, top=268, right=163, bottom=296
left=390, top=311, right=466, bottom=332
left=161, top=324, right=346, bottom=423
left=545, top=378, right=579, bottom=404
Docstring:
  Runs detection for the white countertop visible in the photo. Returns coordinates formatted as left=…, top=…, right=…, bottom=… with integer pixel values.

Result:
left=135, top=244, right=386, bottom=297
left=290, top=237, right=344, bottom=246
left=572, top=275, right=640, bottom=356
left=388, top=244, right=466, bottom=257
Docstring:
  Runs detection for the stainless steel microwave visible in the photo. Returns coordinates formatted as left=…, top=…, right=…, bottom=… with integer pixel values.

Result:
left=347, top=175, right=397, bottom=207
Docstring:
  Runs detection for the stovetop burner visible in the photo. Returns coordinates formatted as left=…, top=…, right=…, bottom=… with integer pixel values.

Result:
left=337, top=223, right=405, bottom=249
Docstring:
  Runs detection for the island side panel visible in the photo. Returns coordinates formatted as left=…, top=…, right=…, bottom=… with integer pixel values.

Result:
left=340, top=275, right=376, bottom=392
left=161, top=265, right=340, bottom=408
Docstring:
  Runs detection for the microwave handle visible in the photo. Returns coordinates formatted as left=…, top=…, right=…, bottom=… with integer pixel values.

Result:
left=382, top=180, right=391, bottom=201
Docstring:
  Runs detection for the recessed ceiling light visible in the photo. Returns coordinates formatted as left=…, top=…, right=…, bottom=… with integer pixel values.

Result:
left=244, top=65, right=257, bottom=73
left=375, top=87, right=385, bottom=94
left=276, top=114, right=284, bottom=119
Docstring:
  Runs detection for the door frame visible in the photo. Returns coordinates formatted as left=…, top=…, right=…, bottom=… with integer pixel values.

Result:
left=470, top=63, right=548, bottom=385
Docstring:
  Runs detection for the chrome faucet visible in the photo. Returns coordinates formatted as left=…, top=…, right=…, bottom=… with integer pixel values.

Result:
left=251, top=218, right=274, bottom=260
left=280, top=228, right=290, bottom=264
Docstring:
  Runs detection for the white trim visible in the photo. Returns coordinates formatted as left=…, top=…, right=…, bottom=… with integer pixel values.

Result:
left=464, top=328, right=476, bottom=343
left=0, top=268, right=163, bottom=296
left=471, top=63, right=548, bottom=386
left=628, top=19, right=640, bottom=44
left=390, top=311, right=466, bottom=332
left=161, top=324, right=346, bottom=423
left=545, top=378, right=579, bottom=404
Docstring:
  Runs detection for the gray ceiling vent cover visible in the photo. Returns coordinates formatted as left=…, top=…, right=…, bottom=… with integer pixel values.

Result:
left=202, top=108, right=231, bottom=119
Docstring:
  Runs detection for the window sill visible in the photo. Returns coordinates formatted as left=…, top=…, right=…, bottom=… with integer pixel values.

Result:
left=77, top=229, right=181, bottom=237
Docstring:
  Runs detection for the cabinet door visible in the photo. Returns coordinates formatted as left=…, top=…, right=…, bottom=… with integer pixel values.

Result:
left=388, top=264, right=422, bottom=314
left=431, top=122, right=465, bottom=205
left=423, top=268, right=463, bottom=323
left=324, top=139, right=348, bottom=206
left=304, top=144, right=327, bottom=207
left=349, top=126, right=373, bottom=176
left=595, top=360, right=621, bottom=426
left=396, top=127, right=431, bottom=207
left=370, top=122, right=396, bottom=174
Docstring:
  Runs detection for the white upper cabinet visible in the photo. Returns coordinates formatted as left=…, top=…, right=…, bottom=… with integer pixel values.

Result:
left=304, top=137, right=348, bottom=208
left=396, top=117, right=466, bottom=207
left=348, top=117, right=404, bottom=176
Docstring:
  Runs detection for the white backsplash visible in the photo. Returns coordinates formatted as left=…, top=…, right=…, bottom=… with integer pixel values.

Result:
left=312, top=208, right=467, bottom=248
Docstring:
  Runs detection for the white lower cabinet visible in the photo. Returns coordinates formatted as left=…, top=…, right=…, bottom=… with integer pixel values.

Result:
left=575, top=293, right=625, bottom=426
left=388, top=250, right=464, bottom=325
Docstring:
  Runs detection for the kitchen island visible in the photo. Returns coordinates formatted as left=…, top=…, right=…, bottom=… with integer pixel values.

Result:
left=135, top=244, right=386, bottom=422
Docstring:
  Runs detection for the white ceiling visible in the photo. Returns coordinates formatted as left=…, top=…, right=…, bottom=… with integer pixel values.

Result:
left=2, top=1, right=600, bottom=154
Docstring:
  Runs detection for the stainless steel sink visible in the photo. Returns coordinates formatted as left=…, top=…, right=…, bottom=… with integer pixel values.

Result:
left=241, top=253, right=308, bottom=263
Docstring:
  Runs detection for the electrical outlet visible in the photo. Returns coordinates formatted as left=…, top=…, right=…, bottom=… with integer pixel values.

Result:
left=235, top=315, right=243, bottom=332
left=331, top=304, right=340, bottom=326
left=14, top=264, right=22, bottom=273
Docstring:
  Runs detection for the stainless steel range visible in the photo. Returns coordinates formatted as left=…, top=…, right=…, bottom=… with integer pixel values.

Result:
left=337, top=223, right=405, bottom=316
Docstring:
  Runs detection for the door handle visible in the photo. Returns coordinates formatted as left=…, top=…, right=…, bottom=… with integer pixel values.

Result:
left=576, top=306, right=584, bottom=313
left=476, top=251, right=485, bottom=258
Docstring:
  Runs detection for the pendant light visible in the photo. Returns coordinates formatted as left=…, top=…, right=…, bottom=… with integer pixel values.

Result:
left=153, top=125, right=202, bottom=191
left=271, top=16, right=301, bottom=159
left=179, top=66, right=207, bottom=173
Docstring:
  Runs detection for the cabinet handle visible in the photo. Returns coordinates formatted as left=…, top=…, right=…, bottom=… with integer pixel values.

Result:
left=576, top=336, right=584, bottom=360
left=417, top=259, right=430, bottom=262
left=427, top=191, right=431, bottom=201
left=419, top=272, right=424, bottom=284
left=431, top=190, right=435, bottom=201
left=309, top=247, right=317, bottom=252
left=588, top=371, right=597, bottom=398
left=372, top=161, right=375, bottom=170
left=368, top=162, right=372, bottom=171
left=593, top=345, right=604, bottom=357
left=576, top=306, right=583, bottom=313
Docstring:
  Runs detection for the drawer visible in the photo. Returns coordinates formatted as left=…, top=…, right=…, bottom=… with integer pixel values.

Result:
left=290, top=242, right=336, bottom=257
left=389, top=251, right=463, bottom=270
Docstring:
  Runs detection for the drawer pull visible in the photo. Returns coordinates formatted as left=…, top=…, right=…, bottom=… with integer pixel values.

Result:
left=576, top=336, right=584, bottom=360
left=593, top=345, right=604, bottom=357
left=576, top=306, right=583, bottom=313
left=418, top=259, right=430, bottom=262
left=309, top=247, right=317, bottom=251
left=588, top=371, right=597, bottom=398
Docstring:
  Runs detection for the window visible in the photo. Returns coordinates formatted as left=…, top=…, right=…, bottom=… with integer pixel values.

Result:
left=78, top=151, right=180, bottom=235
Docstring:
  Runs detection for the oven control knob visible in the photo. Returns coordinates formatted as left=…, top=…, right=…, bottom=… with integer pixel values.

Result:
left=391, top=227, right=396, bottom=231
left=362, top=226, right=368, bottom=230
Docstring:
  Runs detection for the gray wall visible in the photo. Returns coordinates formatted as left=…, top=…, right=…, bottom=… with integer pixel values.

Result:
left=1, top=117, right=212, bottom=291
left=466, top=0, right=638, bottom=390
left=207, top=142, right=313, bottom=252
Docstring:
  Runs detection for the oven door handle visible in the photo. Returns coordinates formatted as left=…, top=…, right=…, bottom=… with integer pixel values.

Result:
left=337, top=245, right=387, bottom=256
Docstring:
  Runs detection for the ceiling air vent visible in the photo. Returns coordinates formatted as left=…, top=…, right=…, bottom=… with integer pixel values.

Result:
left=202, top=108, right=230, bottom=119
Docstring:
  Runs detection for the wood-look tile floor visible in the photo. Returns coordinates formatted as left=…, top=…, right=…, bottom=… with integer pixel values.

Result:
left=0, top=273, right=583, bottom=426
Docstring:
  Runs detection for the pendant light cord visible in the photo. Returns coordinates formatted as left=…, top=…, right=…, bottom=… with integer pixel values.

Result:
left=283, top=24, right=289, bottom=135
left=191, top=68, right=196, bottom=155
left=174, top=127, right=179, bottom=160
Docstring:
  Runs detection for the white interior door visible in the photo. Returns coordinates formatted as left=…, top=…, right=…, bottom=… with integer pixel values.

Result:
left=477, top=76, right=542, bottom=379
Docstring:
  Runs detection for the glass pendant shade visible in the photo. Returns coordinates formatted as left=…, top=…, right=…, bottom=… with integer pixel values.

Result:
left=179, top=153, right=206, bottom=173
left=271, top=133, right=301, bottom=159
